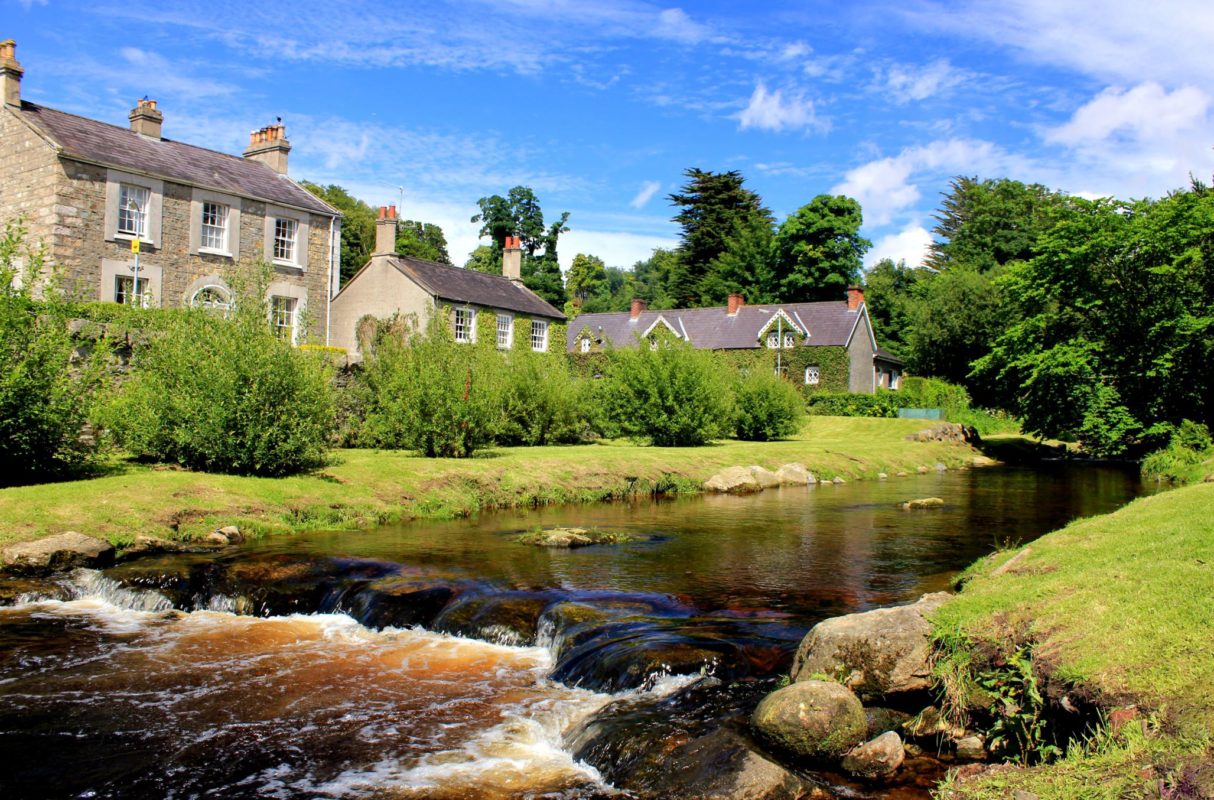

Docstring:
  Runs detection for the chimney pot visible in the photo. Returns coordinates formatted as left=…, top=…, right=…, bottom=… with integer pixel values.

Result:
left=727, top=292, right=744, bottom=316
left=630, top=298, right=648, bottom=320
left=846, top=285, right=864, bottom=310
left=244, top=121, right=291, bottom=174
left=1, top=39, right=22, bottom=108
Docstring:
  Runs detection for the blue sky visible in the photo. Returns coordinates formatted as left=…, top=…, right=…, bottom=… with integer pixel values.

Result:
left=6, top=0, right=1213, bottom=272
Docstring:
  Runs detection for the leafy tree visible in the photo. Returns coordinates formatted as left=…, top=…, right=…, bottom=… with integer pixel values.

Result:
left=863, top=258, right=926, bottom=359
left=0, top=220, right=105, bottom=483
left=702, top=210, right=779, bottom=304
left=396, top=220, right=451, bottom=264
left=775, top=195, right=870, bottom=302
left=300, top=182, right=375, bottom=286
left=582, top=266, right=639, bottom=313
left=668, top=168, right=771, bottom=305
left=471, top=186, right=570, bottom=307
left=926, top=177, right=1065, bottom=272
left=601, top=338, right=733, bottom=446
left=465, top=245, right=500, bottom=275
left=631, top=248, right=682, bottom=309
left=566, top=253, right=607, bottom=305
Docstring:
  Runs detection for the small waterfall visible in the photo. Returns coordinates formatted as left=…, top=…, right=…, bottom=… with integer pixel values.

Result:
left=64, top=569, right=175, bottom=612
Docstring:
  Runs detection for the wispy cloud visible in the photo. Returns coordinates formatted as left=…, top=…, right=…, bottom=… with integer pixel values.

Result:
left=630, top=180, right=662, bottom=209
left=737, top=83, right=826, bottom=133
left=883, top=58, right=965, bottom=103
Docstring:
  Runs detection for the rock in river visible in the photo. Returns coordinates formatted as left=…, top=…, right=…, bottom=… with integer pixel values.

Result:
left=751, top=679, right=866, bottom=761
left=791, top=592, right=950, bottom=701
left=705, top=466, right=763, bottom=494
left=841, top=731, right=905, bottom=779
left=1, top=532, right=114, bottom=573
left=900, top=497, right=945, bottom=510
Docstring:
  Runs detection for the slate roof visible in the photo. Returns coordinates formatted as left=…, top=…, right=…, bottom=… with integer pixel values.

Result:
left=567, top=301, right=867, bottom=351
left=383, top=255, right=565, bottom=320
left=875, top=347, right=905, bottom=366
left=15, top=101, right=337, bottom=217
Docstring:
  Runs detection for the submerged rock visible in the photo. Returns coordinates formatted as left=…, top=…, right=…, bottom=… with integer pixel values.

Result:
left=791, top=592, right=951, bottom=701
left=516, top=527, right=641, bottom=548
left=841, top=731, right=905, bottom=779
left=900, top=497, right=945, bottom=510
left=750, top=679, right=866, bottom=761
left=705, top=467, right=763, bottom=494
left=659, top=727, right=817, bottom=799
left=1, top=532, right=114, bottom=573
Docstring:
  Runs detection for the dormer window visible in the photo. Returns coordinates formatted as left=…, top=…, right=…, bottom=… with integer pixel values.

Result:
left=766, top=332, right=778, bottom=349
left=783, top=333, right=795, bottom=348
left=580, top=337, right=590, bottom=353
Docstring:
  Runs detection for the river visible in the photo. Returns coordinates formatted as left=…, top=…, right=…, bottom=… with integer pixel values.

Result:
left=0, top=463, right=1150, bottom=799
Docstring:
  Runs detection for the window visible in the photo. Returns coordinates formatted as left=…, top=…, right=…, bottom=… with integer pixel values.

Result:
left=273, top=218, right=298, bottom=264
left=114, top=275, right=149, bottom=307
left=190, top=285, right=232, bottom=315
left=117, top=184, right=149, bottom=237
left=496, top=314, right=513, bottom=348
left=271, top=296, right=297, bottom=342
left=805, top=366, right=820, bottom=386
left=649, top=337, right=659, bottom=351
left=580, top=337, right=591, bottom=353
left=530, top=319, right=548, bottom=352
left=200, top=202, right=229, bottom=252
left=890, top=371, right=900, bottom=390
left=783, top=333, right=795, bottom=348
left=454, top=307, right=475, bottom=343
left=766, top=332, right=778, bottom=349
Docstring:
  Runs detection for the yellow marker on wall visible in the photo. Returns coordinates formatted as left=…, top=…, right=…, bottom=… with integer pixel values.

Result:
left=130, top=238, right=140, bottom=253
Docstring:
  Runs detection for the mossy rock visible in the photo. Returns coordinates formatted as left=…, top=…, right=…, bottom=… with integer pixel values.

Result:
left=900, top=497, right=945, bottom=510
left=516, top=527, right=643, bottom=548
left=751, top=679, right=867, bottom=760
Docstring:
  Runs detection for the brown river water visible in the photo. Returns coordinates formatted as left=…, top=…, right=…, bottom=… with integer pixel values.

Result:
left=0, top=464, right=1151, bottom=799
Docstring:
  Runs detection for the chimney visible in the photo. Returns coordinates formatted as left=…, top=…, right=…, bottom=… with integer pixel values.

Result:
left=502, top=235, right=522, bottom=283
left=243, top=121, right=291, bottom=174
left=1, top=39, right=22, bottom=108
left=128, top=98, right=163, bottom=140
left=727, top=292, right=744, bottom=316
left=847, top=284, right=864, bottom=310
left=630, top=298, right=648, bottom=320
left=375, top=205, right=398, bottom=256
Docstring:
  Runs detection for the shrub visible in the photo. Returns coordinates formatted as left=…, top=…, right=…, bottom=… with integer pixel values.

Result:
left=1141, top=420, right=1213, bottom=484
left=357, top=313, right=504, bottom=457
left=733, top=370, right=804, bottom=441
left=898, top=376, right=972, bottom=415
left=600, top=340, right=733, bottom=446
left=497, top=349, right=593, bottom=445
left=807, top=391, right=900, bottom=418
left=1173, top=419, right=1213, bottom=453
left=102, top=265, right=335, bottom=476
left=0, top=219, right=106, bottom=484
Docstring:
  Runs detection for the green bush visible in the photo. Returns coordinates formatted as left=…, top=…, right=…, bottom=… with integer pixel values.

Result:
left=601, top=340, right=733, bottom=446
left=0, top=219, right=106, bottom=484
left=898, top=376, right=972, bottom=414
left=733, top=370, right=804, bottom=441
left=1141, top=420, right=1213, bottom=484
left=102, top=265, right=334, bottom=476
left=497, top=350, right=593, bottom=445
left=1172, top=420, right=1213, bottom=453
left=357, top=314, right=504, bottom=457
left=807, top=391, right=900, bottom=418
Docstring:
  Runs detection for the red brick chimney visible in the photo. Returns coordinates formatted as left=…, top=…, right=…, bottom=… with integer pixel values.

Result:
left=502, top=235, right=523, bottom=283
left=1, top=39, right=23, bottom=108
left=847, top=285, right=864, bottom=310
left=375, top=205, right=398, bottom=256
left=244, top=121, right=291, bottom=174
left=630, top=298, right=648, bottom=320
left=129, top=98, right=163, bottom=140
left=727, top=292, right=744, bottom=316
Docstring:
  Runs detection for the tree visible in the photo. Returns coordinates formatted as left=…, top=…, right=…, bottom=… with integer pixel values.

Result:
left=775, top=195, right=870, bottom=302
left=926, top=177, right=1065, bottom=272
left=631, top=248, right=682, bottom=309
left=471, top=186, right=570, bottom=308
left=668, top=168, right=771, bottom=305
left=464, top=245, right=500, bottom=275
left=300, top=182, right=375, bottom=286
left=396, top=220, right=451, bottom=264
left=702, top=210, right=779, bottom=304
left=566, top=253, right=607, bottom=304
left=863, top=258, right=925, bottom=359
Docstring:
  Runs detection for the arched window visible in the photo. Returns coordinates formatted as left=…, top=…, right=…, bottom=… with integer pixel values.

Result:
left=190, top=284, right=232, bottom=314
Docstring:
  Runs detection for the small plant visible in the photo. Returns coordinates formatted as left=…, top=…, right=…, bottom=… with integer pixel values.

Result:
left=733, top=370, right=804, bottom=441
left=977, top=645, right=1063, bottom=764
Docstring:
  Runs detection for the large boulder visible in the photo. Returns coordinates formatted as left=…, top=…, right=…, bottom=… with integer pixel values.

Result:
left=791, top=592, right=951, bottom=701
left=751, top=679, right=866, bottom=761
left=841, top=731, right=905, bottom=779
left=775, top=463, right=815, bottom=486
left=747, top=466, right=782, bottom=489
left=657, top=727, right=819, bottom=800
left=1, top=532, right=114, bottom=573
left=706, top=466, right=762, bottom=494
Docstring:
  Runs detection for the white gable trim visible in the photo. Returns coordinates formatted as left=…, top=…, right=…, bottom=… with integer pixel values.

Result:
left=641, top=314, right=682, bottom=339
left=755, top=307, right=805, bottom=342
left=791, top=310, right=810, bottom=340
left=844, top=303, right=877, bottom=350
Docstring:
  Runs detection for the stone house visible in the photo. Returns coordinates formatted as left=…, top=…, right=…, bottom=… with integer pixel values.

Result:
left=567, top=288, right=904, bottom=394
left=0, top=40, right=340, bottom=343
left=329, top=206, right=566, bottom=357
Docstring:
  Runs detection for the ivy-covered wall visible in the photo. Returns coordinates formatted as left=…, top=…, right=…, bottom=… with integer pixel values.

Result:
left=468, top=307, right=566, bottom=358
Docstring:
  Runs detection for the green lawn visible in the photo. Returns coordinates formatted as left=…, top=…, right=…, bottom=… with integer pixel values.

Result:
left=933, top=481, right=1214, bottom=799
left=0, top=416, right=976, bottom=548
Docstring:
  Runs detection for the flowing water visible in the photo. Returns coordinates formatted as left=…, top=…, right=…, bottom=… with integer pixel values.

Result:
left=0, top=464, right=1151, bottom=799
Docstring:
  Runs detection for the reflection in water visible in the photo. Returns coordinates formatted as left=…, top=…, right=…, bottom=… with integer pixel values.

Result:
left=0, top=464, right=1149, bottom=798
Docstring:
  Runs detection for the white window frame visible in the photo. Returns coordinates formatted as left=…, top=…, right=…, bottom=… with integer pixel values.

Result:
left=805, top=366, right=820, bottom=386
left=766, top=332, right=779, bottom=349
left=270, top=295, right=298, bottom=343
left=783, top=333, right=795, bottom=348
left=273, top=217, right=298, bottom=264
left=104, top=169, right=163, bottom=247
left=496, top=313, right=513, bottom=349
left=114, top=275, right=150, bottom=307
left=454, top=306, right=476, bottom=343
left=530, top=319, right=548, bottom=352
left=263, top=207, right=310, bottom=270
left=190, top=189, right=241, bottom=258
left=117, top=184, right=149, bottom=238
left=190, top=284, right=233, bottom=315
left=580, top=337, right=591, bottom=353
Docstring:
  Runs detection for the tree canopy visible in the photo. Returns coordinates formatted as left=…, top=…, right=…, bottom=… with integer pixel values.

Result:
left=471, top=186, right=570, bottom=307
left=774, top=195, right=870, bottom=302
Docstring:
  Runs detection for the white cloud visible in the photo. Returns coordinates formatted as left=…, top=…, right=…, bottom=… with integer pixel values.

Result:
left=655, top=8, right=710, bottom=43
left=737, top=83, right=824, bottom=133
left=866, top=225, right=933, bottom=269
left=832, top=139, right=1007, bottom=226
left=1048, top=82, right=1210, bottom=147
left=630, top=180, right=662, bottom=209
left=560, top=228, right=676, bottom=271
left=884, top=58, right=964, bottom=103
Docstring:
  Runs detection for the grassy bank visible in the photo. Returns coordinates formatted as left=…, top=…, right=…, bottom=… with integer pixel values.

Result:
left=0, top=416, right=977, bottom=549
left=933, top=481, right=1214, bottom=799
